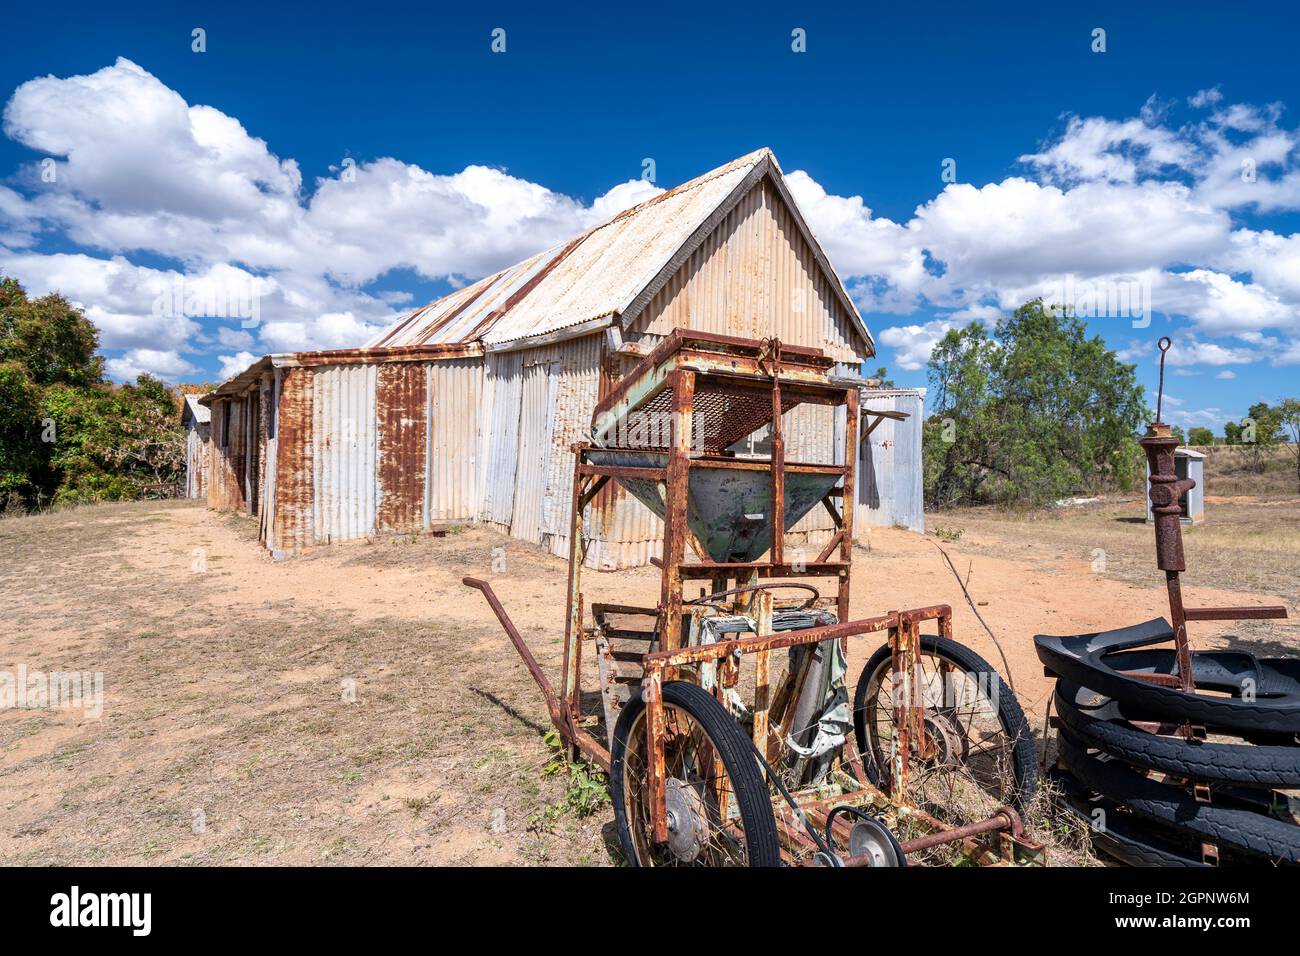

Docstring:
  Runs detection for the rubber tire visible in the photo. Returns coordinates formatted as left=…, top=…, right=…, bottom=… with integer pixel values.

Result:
left=1055, top=681, right=1300, bottom=788
left=611, top=681, right=782, bottom=867
left=853, top=634, right=1039, bottom=810
left=1057, top=729, right=1300, bottom=865
left=1036, top=639, right=1300, bottom=735
left=1051, top=769, right=1208, bottom=867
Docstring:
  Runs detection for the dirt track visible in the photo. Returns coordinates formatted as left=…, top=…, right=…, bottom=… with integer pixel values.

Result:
left=2, top=499, right=1296, bottom=865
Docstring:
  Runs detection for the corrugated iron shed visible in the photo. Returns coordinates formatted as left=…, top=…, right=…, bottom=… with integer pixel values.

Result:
left=198, top=148, right=908, bottom=564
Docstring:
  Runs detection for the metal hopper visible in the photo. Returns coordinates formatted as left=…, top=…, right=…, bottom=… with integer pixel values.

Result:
left=584, top=448, right=840, bottom=563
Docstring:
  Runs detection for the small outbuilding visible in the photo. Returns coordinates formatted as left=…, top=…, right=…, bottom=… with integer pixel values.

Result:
left=180, top=395, right=210, bottom=500
left=1146, top=446, right=1205, bottom=524
left=858, top=387, right=926, bottom=533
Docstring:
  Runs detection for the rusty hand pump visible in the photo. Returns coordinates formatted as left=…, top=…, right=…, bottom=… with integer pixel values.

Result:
left=1139, top=338, right=1196, bottom=573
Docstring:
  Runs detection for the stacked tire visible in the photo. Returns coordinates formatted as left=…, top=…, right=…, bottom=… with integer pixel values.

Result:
left=1037, top=627, right=1300, bottom=867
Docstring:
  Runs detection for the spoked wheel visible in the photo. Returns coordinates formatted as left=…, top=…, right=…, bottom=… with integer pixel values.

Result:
left=852, top=635, right=1037, bottom=817
left=611, top=681, right=781, bottom=867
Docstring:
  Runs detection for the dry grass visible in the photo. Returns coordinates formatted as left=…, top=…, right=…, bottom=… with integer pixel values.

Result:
left=0, top=502, right=614, bottom=866
left=934, top=495, right=1300, bottom=611
left=1197, top=444, right=1298, bottom=497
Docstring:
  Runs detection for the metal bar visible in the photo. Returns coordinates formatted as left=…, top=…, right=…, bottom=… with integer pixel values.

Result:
left=820, top=494, right=844, bottom=529
left=561, top=466, right=586, bottom=724
left=889, top=618, right=909, bottom=800
left=644, top=608, right=948, bottom=668
left=463, top=577, right=574, bottom=744
left=578, top=473, right=610, bottom=510
left=753, top=590, right=773, bottom=756
left=769, top=343, right=785, bottom=567
left=816, top=530, right=845, bottom=564
left=1166, top=571, right=1193, bottom=694
left=678, top=560, right=847, bottom=578
left=839, top=387, right=858, bottom=622
left=577, top=464, right=667, bottom=480
left=1184, top=605, right=1288, bottom=621
left=605, top=455, right=842, bottom=475
left=644, top=667, right=669, bottom=843
left=659, top=369, right=695, bottom=653
left=897, top=808, right=1020, bottom=854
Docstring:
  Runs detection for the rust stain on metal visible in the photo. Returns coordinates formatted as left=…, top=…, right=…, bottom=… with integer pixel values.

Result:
left=273, top=367, right=314, bottom=551
left=376, top=362, right=427, bottom=532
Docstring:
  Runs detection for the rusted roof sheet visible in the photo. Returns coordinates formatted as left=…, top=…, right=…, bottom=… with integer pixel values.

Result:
left=365, top=148, right=872, bottom=354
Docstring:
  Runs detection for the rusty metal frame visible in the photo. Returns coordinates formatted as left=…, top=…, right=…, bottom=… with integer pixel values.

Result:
left=466, top=331, right=1043, bottom=866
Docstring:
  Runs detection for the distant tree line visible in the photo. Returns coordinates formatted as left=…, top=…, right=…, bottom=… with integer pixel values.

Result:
left=0, top=277, right=189, bottom=512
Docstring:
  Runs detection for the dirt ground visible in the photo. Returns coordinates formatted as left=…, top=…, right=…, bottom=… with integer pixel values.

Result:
left=2, top=496, right=1296, bottom=866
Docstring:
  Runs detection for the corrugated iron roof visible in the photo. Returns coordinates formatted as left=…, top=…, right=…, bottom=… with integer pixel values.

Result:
left=367, top=148, right=872, bottom=353
left=182, top=394, right=211, bottom=423
left=205, top=148, right=873, bottom=403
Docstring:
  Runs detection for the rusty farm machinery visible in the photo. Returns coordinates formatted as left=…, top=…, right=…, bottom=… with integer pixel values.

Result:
left=466, top=331, right=1041, bottom=867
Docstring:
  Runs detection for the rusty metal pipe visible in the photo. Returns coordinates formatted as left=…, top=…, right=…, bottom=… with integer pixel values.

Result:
left=837, top=807, right=1020, bottom=865
left=462, top=577, right=574, bottom=742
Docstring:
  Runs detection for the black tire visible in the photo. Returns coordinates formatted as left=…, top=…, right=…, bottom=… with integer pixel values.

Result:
left=1056, top=729, right=1300, bottom=865
left=1051, top=769, right=1208, bottom=868
left=1056, top=681, right=1300, bottom=788
left=853, top=634, right=1038, bottom=810
left=611, top=681, right=781, bottom=867
left=1036, top=635, right=1300, bottom=735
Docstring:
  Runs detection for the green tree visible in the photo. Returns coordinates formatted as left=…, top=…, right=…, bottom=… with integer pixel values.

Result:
left=867, top=365, right=896, bottom=388
left=1240, top=402, right=1282, bottom=473
left=1170, top=425, right=1187, bottom=444
left=40, top=375, right=185, bottom=503
left=1187, top=426, right=1215, bottom=446
left=0, top=276, right=186, bottom=509
left=1277, top=398, right=1300, bottom=493
left=0, top=360, right=46, bottom=507
left=923, top=300, right=1146, bottom=507
left=0, top=278, right=102, bottom=386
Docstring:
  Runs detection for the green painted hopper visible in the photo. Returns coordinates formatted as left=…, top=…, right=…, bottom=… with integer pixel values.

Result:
left=585, top=449, right=840, bottom=564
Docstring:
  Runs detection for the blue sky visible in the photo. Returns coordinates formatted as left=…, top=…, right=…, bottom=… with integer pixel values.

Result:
left=2, top=1, right=1298, bottom=434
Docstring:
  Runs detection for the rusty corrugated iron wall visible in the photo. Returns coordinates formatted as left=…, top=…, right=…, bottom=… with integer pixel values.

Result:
left=257, top=373, right=274, bottom=541
left=376, top=362, right=426, bottom=531
left=311, top=364, right=378, bottom=542
left=271, top=367, right=313, bottom=551
left=479, top=351, right=523, bottom=531
left=206, top=397, right=247, bottom=513
left=499, top=336, right=602, bottom=556
left=427, top=358, right=484, bottom=524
